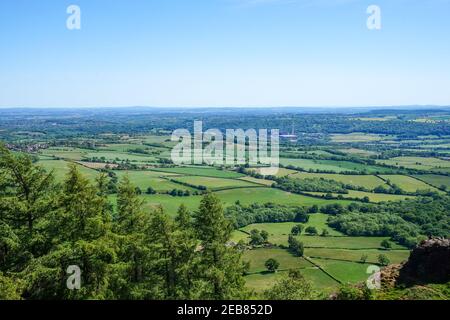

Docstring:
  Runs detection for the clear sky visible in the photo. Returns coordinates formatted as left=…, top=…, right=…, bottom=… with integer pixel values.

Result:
left=0, top=0, right=449, bottom=108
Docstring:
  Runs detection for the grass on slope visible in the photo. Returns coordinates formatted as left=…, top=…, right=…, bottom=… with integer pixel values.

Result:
left=149, top=166, right=244, bottom=178
left=379, top=175, right=443, bottom=193
left=289, top=172, right=387, bottom=190
left=170, top=176, right=259, bottom=190
left=38, top=160, right=99, bottom=182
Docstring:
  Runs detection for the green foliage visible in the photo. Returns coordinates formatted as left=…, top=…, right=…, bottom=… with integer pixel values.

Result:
left=249, top=229, right=267, bottom=246
left=335, top=284, right=373, bottom=300
left=264, top=258, right=280, bottom=273
left=225, top=203, right=311, bottom=229
left=291, top=224, right=303, bottom=236
left=378, top=254, right=390, bottom=266
left=0, top=149, right=248, bottom=300
left=0, top=273, right=23, bottom=300
left=381, top=239, right=392, bottom=250
left=193, top=193, right=248, bottom=299
left=305, top=226, right=318, bottom=235
left=288, top=235, right=304, bottom=257
left=264, top=270, right=317, bottom=300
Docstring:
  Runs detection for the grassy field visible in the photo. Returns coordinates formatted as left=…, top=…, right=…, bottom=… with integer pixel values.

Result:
left=305, top=248, right=410, bottom=265
left=289, top=172, right=387, bottom=190
left=249, top=167, right=298, bottom=177
left=139, top=194, right=202, bottom=216
left=238, top=176, right=275, bottom=186
left=379, top=175, right=442, bottom=193
left=378, top=156, right=450, bottom=171
left=280, top=158, right=394, bottom=174
left=240, top=214, right=343, bottom=238
left=237, top=220, right=407, bottom=250
left=115, top=171, right=195, bottom=192
left=304, top=190, right=414, bottom=203
left=85, top=151, right=158, bottom=163
left=412, top=174, right=450, bottom=189
left=330, top=133, right=386, bottom=143
left=309, top=258, right=374, bottom=284
left=214, top=188, right=353, bottom=207
left=243, top=248, right=313, bottom=273
left=149, top=166, right=244, bottom=178
left=38, top=160, right=99, bottom=182
left=40, top=147, right=89, bottom=161
left=336, top=148, right=378, bottom=157
left=133, top=188, right=353, bottom=216
left=170, top=176, right=259, bottom=190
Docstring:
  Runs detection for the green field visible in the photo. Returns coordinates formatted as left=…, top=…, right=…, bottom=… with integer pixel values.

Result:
left=38, top=160, right=99, bottom=182
left=378, top=156, right=450, bottom=171
left=238, top=220, right=407, bottom=250
left=133, top=188, right=353, bottom=216
left=250, top=167, right=298, bottom=177
left=243, top=248, right=314, bottom=273
left=379, top=175, right=442, bottom=193
left=412, top=174, right=450, bottom=190
left=115, top=171, right=195, bottom=192
left=149, top=166, right=244, bottom=178
left=40, top=147, right=89, bottom=161
left=305, top=248, right=410, bottom=265
left=330, top=133, right=386, bottom=143
left=139, top=194, right=202, bottom=216
left=337, top=148, right=378, bottom=157
left=238, top=176, right=275, bottom=186
left=214, top=188, right=353, bottom=208
left=289, top=172, right=387, bottom=190
left=85, top=151, right=158, bottom=163
left=309, top=258, right=374, bottom=284
left=239, top=214, right=343, bottom=238
left=170, top=176, right=259, bottom=190
left=280, top=158, right=394, bottom=174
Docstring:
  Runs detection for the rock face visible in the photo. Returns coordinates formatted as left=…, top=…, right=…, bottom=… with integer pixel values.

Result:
left=398, top=238, right=450, bottom=285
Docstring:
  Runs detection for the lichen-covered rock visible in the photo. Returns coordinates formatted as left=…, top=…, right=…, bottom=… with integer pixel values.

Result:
left=398, top=237, right=450, bottom=285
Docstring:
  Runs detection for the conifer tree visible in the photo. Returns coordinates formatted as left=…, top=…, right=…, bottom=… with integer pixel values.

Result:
left=192, top=193, right=248, bottom=299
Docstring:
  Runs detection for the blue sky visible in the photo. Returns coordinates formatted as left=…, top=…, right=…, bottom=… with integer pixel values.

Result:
left=0, top=0, right=449, bottom=108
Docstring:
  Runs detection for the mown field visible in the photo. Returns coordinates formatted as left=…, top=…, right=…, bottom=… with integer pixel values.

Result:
left=378, top=156, right=450, bottom=172
left=133, top=188, right=354, bottom=216
left=114, top=170, right=195, bottom=192
left=149, top=166, right=245, bottom=178
left=170, top=175, right=259, bottom=190
left=412, top=174, right=450, bottom=189
left=38, top=160, right=99, bottom=182
left=379, top=175, right=443, bottom=193
left=289, top=172, right=387, bottom=190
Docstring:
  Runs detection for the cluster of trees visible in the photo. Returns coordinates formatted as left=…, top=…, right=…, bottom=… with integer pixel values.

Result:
left=249, top=229, right=269, bottom=246
left=322, top=196, right=450, bottom=248
left=273, top=177, right=349, bottom=194
left=0, top=145, right=248, bottom=300
left=328, top=211, right=422, bottom=248
left=225, top=203, right=310, bottom=229
left=288, top=235, right=304, bottom=257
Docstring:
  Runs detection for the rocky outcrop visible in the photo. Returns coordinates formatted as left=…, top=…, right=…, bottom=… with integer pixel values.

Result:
left=398, top=237, right=450, bottom=285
